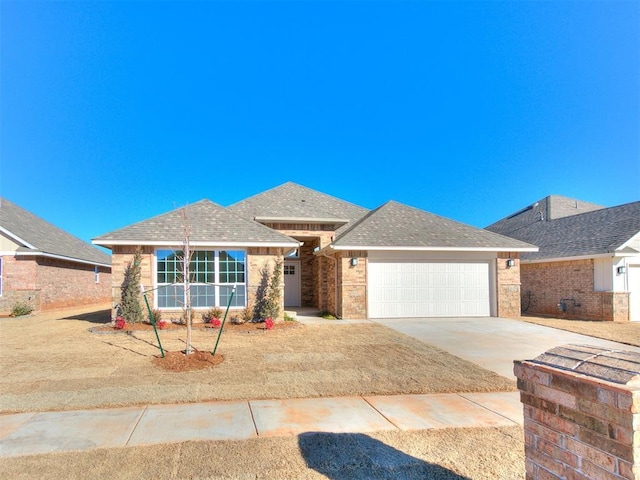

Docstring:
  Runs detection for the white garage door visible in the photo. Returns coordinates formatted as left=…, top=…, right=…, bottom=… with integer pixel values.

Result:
left=368, top=260, right=491, bottom=318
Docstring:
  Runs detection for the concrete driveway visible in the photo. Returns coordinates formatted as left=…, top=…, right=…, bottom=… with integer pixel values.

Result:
left=371, top=316, right=640, bottom=379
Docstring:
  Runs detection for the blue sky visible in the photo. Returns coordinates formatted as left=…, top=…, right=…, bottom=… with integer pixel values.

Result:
left=2, top=0, right=639, bottom=247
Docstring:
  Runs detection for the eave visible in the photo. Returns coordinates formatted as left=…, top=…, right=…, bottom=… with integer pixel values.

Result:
left=93, top=239, right=301, bottom=249
left=316, top=244, right=539, bottom=255
left=254, top=216, right=350, bottom=226
left=10, top=249, right=111, bottom=268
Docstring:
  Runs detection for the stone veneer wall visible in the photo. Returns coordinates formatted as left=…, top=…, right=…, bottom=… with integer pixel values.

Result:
left=496, top=253, right=523, bottom=318
left=515, top=344, right=640, bottom=480
left=336, top=251, right=367, bottom=319
left=521, top=260, right=630, bottom=321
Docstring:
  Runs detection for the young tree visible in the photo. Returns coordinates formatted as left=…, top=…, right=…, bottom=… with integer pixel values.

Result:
left=178, top=207, right=194, bottom=354
left=120, top=247, right=144, bottom=323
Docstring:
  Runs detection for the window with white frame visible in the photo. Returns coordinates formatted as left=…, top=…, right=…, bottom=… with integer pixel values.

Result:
left=94, top=266, right=100, bottom=284
left=155, top=250, right=246, bottom=309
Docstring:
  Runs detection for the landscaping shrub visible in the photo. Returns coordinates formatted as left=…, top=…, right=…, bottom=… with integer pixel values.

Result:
left=10, top=301, right=33, bottom=317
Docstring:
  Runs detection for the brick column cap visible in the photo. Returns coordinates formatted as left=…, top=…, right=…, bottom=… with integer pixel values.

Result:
left=519, top=344, right=640, bottom=386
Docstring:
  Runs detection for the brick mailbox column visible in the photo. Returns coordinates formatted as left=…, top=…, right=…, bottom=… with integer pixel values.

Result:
left=514, top=344, right=640, bottom=480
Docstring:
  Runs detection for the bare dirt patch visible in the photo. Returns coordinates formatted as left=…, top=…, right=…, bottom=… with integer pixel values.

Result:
left=153, top=350, right=225, bottom=371
left=520, top=315, right=640, bottom=347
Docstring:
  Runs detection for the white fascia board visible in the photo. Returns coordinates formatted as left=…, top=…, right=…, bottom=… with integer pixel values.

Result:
left=522, top=253, right=616, bottom=264
left=617, top=230, right=640, bottom=251
left=0, top=226, right=36, bottom=249
left=328, top=245, right=539, bottom=252
left=94, top=239, right=300, bottom=248
left=254, top=216, right=350, bottom=225
left=14, top=250, right=111, bottom=268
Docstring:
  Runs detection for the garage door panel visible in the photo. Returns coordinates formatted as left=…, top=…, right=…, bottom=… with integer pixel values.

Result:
left=369, top=261, right=490, bottom=318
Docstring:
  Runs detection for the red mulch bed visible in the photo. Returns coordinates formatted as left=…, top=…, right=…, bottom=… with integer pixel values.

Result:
left=153, top=350, right=224, bottom=371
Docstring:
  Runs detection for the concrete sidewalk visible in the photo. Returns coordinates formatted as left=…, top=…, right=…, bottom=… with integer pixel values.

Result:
left=0, top=391, right=522, bottom=458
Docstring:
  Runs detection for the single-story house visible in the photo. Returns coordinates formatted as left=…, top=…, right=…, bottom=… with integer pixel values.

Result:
left=0, top=198, right=112, bottom=314
left=93, top=182, right=536, bottom=320
left=486, top=195, right=640, bottom=322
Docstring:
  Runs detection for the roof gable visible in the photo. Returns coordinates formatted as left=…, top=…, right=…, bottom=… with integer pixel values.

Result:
left=333, top=200, right=537, bottom=251
left=93, top=199, right=298, bottom=247
left=228, top=182, right=369, bottom=235
left=487, top=199, right=640, bottom=261
left=0, top=198, right=111, bottom=266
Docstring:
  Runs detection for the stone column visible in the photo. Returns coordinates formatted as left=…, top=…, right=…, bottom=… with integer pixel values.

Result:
left=514, top=344, right=640, bottom=479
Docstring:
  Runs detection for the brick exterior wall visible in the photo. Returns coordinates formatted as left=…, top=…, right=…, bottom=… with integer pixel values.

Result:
left=246, top=247, right=284, bottom=320
left=0, top=255, right=111, bottom=314
left=521, top=260, right=630, bottom=321
left=110, top=245, right=285, bottom=322
left=336, top=251, right=367, bottom=319
left=515, top=345, right=640, bottom=480
left=496, top=253, right=523, bottom=318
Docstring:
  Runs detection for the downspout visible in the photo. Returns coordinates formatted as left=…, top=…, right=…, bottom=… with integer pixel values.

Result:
left=319, top=249, right=340, bottom=319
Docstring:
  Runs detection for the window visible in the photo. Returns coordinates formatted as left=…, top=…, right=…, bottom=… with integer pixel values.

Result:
left=0, top=257, right=3, bottom=296
left=284, top=264, right=296, bottom=275
left=155, top=250, right=246, bottom=309
left=94, top=266, right=100, bottom=284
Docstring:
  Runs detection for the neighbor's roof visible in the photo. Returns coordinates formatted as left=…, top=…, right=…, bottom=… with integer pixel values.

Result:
left=486, top=195, right=604, bottom=236
left=93, top=199, right=299, bottom=248
left=330, top=200, right=538, bottom=251
left=486, top=199, right=640, bottom=261
left=228, top=182, right=369, bottom=235
left=0, top=198, right=111, bottom=266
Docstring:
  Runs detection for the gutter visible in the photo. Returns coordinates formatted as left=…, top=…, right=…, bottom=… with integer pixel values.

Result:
left=11, top=250, right=111, bottom=268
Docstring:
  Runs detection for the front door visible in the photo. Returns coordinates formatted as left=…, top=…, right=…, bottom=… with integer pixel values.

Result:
left=284, top=261, right=301, bottom=307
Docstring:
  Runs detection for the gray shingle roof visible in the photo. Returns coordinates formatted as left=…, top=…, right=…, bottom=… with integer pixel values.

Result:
left=486, top=199, right=640, bottom=261
left=228, top=182, right=369, bottom=235
left=0, top=198, right=111, bottom=266
left=487, top=195, right=604, bottom=236
left=93, top=199, right=298, bottom=246
left=332, top=201, right=537, bottom=250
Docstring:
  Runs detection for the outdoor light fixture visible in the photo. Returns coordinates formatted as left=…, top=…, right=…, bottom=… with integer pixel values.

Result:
left=617, top=266, right=627, bottom=275
left=351, top=257, right=358, bottom=267
left=506, top=259, right=516, bottom=268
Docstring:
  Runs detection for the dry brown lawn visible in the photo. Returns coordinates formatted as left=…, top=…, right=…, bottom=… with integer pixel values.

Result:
left=0, top=304, right=515, bottom=414
left=0, top=304, right=527, bottom=479
left=520, top=315, right=640, bottom=347
left=0, top=427, right=525, bottom=479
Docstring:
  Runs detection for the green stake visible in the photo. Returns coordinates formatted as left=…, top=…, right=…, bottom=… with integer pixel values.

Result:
left=142, top=289, right=165, bottom=358
left=212, top=286, right=236, bottom=356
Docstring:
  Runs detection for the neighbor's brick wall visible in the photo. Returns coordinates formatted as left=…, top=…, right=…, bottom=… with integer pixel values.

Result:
left=0, top=256, right=39, bottom=313
left=336, top=251, right=367, bottom=319
left=515, top=345, right=640, bottom=480
left=496, top=253, right=522, bottom=318
left=521, top=260, right=630, bottom=321
left=0, top=255, right=111, bottom=314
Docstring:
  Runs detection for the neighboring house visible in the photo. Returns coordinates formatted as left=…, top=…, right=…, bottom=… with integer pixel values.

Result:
left=0, top=198, right=112, bottom=314
left=486, top=195, right=640, bottom=322
left=93, top=182, right=536, bottom=320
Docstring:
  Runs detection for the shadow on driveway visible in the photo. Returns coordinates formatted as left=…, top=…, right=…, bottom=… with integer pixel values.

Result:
left=299, top=431, right=470, bottom=480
